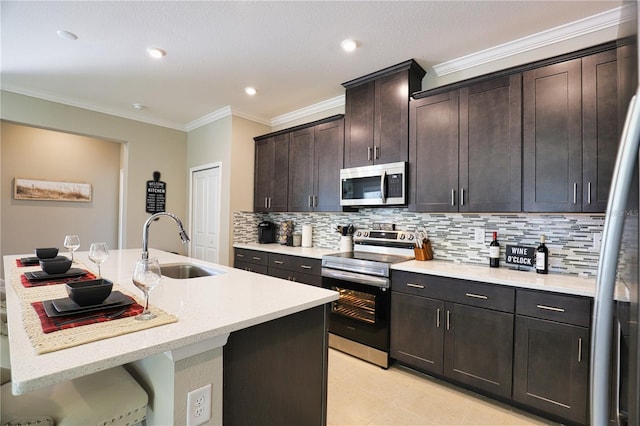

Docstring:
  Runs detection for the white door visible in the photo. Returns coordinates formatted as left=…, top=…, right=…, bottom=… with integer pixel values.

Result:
left=191, top=165, right=220, bottom=263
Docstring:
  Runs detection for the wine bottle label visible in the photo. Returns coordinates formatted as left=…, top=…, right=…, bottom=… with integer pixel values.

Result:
left=489, top=246, right=500, bottom=258
left=536, top=252, right=546, bottom=269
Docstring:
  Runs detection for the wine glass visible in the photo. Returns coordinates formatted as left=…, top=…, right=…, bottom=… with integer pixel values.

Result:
left=132, top=258, right=162, bottom=321
left=88, top=242, right=109, bottom=277
left=63, top=235, right=80, bottom=262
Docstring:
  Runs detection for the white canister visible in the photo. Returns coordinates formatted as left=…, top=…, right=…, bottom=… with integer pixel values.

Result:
left=340, top=235, right=353, bottom=252
left=301, top=225, right=313, bottom=247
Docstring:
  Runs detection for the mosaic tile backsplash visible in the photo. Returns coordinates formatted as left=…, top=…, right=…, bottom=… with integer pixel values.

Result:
left=233, top=208, right=605, bottom=277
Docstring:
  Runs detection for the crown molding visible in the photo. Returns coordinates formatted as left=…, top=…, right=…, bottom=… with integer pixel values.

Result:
left=0, top=85, right=186, bottom=131
left=433, top=5, right=628, bottom=76
left=270, top=95, right=345, bottom=128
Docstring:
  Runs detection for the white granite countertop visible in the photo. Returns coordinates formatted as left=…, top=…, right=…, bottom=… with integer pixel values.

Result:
left=3, top=249, right=338, bottom=395
left=234, top=244, right=630, bottom=301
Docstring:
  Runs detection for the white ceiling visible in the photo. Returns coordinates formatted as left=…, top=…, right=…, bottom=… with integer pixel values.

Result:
left=0, top=1, right=625, bottom=131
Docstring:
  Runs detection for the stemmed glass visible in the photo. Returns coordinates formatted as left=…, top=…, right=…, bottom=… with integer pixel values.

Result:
left=88, top=243, right=109, bottom=277
left=132, top=258, right=162, bottom=321
left=63, top=235, right=80, bottom=262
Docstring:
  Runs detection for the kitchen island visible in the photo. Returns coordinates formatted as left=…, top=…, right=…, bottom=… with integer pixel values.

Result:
left=3, top=249, right=338, bottom=425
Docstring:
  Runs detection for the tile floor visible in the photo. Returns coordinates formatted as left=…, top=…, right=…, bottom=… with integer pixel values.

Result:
left=327, top=349, right=558, bottom=426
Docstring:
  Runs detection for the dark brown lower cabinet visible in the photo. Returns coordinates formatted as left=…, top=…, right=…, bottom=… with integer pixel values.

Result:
left=444, top=303, right=514, bottom=398
left=390, top=292, right=514, bottom=399
left=513, top=316, right=589, bottom=424
left=223, top=305, right=328, bottom=426
left=390, top=292, right=444, bottom=374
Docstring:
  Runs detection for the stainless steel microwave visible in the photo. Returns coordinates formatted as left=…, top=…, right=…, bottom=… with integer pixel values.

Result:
left=340, top=162, right=407, bottom=207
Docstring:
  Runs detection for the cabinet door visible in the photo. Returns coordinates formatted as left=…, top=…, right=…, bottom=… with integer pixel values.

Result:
left=375, top=72, right=409, bottom=164
left=254, top=134, right=289, bottom=212
left=444, top=303, right=513, bottom=398
left=460, top=74, right=522, bottom=212
left=344, top=82, right=375, bottom=168
left=583, top=49, right=618, bottom=212
left=391, top=292, right=445, bottom=375
left=254, top=137, right=274, bottom=212
left=314, top=119, right=344, bottom=212
left=288, top=127, right=315, bottom=212
left=523, top=59, right=582, bottom=212
left=513, top=316, right=589, bottom=424
left=409, top=91, right=459, bottom=212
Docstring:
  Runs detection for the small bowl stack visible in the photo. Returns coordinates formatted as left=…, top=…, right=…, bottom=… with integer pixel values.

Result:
left=66, top=279, right=113, bottom=306
left=35, top=247, right=72, bottom=275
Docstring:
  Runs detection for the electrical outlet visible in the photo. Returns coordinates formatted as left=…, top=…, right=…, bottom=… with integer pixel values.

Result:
left=187, top=384, right=212, bottom=426
left=474, top=228, right=485, bottom=243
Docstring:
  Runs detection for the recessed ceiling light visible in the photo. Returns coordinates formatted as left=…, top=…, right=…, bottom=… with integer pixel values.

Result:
left=147, top=47, right=166, bottom=59
left=245, top=87, right=257, bottom=96
left=56, top=30, right=78, bottom=41
left=341, top=39, right=359, bottom=52
left=132, top=103, right=145, bottom=111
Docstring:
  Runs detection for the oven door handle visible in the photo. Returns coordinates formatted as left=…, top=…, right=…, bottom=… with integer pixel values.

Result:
left=322, top=268, right=390, bottom=289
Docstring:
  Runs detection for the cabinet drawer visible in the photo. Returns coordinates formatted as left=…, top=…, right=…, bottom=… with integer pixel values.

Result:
left=443, top=278, right=515, bottom=313
left=269, top=253, right=321, bottom=276
left=234, top=248, right=269, bottom=266
left=391, top=271, right=448, bottom=299
left=234, top=260, right=268, bottom=275
left=269, top=267, right=322, bottom=287
left=516, top=289, right=591, bottom=327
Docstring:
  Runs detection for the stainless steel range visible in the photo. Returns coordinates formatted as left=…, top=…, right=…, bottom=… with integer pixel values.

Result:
left=321, top=228, right=416, bottom=368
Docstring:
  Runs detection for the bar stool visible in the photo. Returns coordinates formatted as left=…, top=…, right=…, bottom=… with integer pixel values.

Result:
left=1, top=366, right=148, bottom=426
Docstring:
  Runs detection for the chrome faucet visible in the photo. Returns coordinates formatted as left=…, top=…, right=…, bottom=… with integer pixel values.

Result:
left=142, top=212, right=190, bottom=259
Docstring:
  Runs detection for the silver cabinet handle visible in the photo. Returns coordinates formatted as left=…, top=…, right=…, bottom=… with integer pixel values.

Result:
left=446, top=310, right=451, bottom=330
left=587, top=182, right=592, bottom=204
left=308, top=195, right=313, bottom=208
left=236, top=253, right=245, bottom=258
left=252, top=256, right=262, bottom=261
left=269, top=197, right=272, bottom=209
left=406, top=283, right=425, bottom=289
left=313, top=195, right=318, bottom=208
left=436, top=308, right=441, bottom=328
left=460, top=188, right=465, bottom=206
left=264, top=197, right=268, bottom=209
left=536, top=304, right=565, bottom=313
left=300, top=265, right=312, bottom=270
left=573, top=182, right=578, bottom=204
left=451, top=189, right=456, bottom=206
left=374, top=146, right=379, bottom=160
left=367, top=147, right=372, bottom=161
left=465, top=293, right=488, bottom=300
left=578, top=337, right=583, bottom=363
left=273, top=260, right=284, bottom=265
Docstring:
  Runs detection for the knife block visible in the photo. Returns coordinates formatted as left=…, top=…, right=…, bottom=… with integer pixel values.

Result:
left=414, top=240, right=433, bottom=261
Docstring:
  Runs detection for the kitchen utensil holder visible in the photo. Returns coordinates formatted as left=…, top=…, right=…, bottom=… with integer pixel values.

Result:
left=414, top=241, right=433, bottom=261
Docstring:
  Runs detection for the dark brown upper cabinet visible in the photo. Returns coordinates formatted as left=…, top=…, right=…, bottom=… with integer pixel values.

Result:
left=582, top=49, right=618, bottom=212
left=254, top=133, right=289, bottom=212
left=523, top=50, right=619, bottom=212
left=409, top=74, right=522, bottom=212
left=288, top=117, right=344, bottom=212
left=255, top=115, right=344, bottom=213
left=343, top=60, right=425, bottom=168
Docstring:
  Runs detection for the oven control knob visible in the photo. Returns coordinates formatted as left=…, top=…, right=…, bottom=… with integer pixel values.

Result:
left=399, top=234, right=405, bottom=240
left=355, top=231, right=362, bottom=237
left=363, top=231, right=369, bottom=237
left=408, top=234, right=414, bottom=240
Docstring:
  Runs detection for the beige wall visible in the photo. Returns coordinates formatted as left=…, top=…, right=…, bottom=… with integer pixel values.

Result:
left=0, top=91, right=188, bottom=263
left=1, top=121, right=121, bottom=259
left=187, top=115, right=269, bottom=266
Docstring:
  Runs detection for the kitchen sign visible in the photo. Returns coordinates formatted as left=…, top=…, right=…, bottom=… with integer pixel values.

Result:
left=146, top=171, right=166, bottom=214
left=505, top=245, right=535, bottom=268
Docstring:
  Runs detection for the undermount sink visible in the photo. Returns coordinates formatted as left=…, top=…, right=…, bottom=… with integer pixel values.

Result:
left=160, top=262, right=225, bottom=279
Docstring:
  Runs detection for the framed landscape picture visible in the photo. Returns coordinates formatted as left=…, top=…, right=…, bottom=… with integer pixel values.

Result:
left=14, top=177, right=92, bottom=202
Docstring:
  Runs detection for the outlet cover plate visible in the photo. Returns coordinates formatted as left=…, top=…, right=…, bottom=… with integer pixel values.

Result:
left=187, top=384, right=212, bottom=426
left=474, top=228, right=485, bottom=243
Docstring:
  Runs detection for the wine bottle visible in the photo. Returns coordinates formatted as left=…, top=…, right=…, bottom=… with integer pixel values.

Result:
left=536, top=235, right=549, bottom=274
left=489, top=231, right=500, bottom=268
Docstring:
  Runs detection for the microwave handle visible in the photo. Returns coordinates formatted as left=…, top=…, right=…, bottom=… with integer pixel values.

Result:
left=380, top=170, right=387, bottom=204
